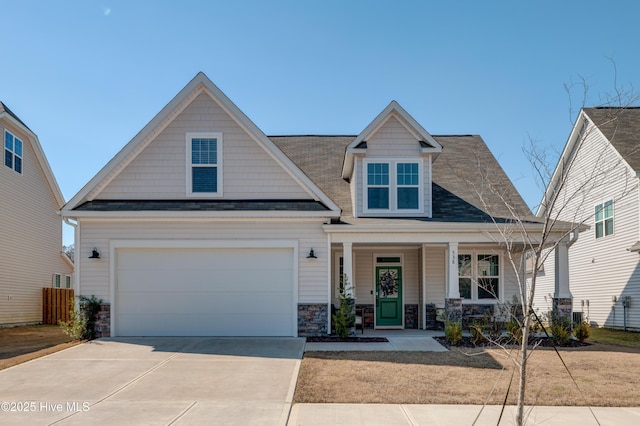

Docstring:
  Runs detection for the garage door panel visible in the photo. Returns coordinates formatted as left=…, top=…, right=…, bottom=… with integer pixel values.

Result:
left=115, top=247, right=295, bottom=336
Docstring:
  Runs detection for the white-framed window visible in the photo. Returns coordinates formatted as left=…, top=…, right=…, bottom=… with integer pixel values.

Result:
left=363, top=159, right=423, bottom=213
left=4, top=130, right=23, bottom=174
left=53, top=274, right=61, bottom=288
left=458, top=252, right=501, bottom=301
left=595, top=200, right=614, bottom=239
left=53, top=274, right=72, bottom=289
left=65, top=275, right=72, bottom=289
left=186, top=132, right=223, bottom=197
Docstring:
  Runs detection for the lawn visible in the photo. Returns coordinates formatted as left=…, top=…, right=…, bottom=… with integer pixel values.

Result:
left=294, top=328, right=640, bottom=406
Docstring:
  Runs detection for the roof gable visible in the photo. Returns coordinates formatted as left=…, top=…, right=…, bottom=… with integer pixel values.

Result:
left=342, top=101, right=442, bottom=179
left=583, top=107, right=640, bottom=172
left=0, top=102, right=65, bottom=208
left=63, top=73, right=340, bottom=214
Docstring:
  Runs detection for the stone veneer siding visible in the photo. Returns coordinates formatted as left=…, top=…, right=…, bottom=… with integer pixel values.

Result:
left=553, top=298, right=573, bottom=322
left=404, top=304, right=419, bottom=329
left=94, top=303, right=111, bottom=338
left=425, top=304, right=438, bottom=329
left=298, top=303, right=328, bottom=337
left=445, top=298, right=463, bottom=322
left=356, top=304, right=375, bottom=329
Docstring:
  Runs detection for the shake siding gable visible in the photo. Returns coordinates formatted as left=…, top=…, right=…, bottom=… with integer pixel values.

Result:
left=99, top=93, right=309, bottom=200
left=0, top=120, right=72, bottom=324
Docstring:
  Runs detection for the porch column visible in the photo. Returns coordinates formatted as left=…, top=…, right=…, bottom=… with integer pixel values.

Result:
left=447, top=242, right=460, bottom=298
left=553, top=240, right=572, bottom=321
left=342, top=242, right=354, bottom=297
left=445, top=242, right=462, bottom=323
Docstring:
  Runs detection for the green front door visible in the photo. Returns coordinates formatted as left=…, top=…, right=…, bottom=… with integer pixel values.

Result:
left=375, top=266, right=402, bottom=326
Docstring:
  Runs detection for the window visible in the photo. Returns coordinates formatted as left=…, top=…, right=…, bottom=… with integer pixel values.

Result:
left=53, top=274, right=61, bottom=288
left=4, top=130, right=23, bottom=173
left=458, top=252, right=501, bottom=301
left=595, top=200, right=614, bottom=238
left=186, top=132, right=222, bottom=196
left=65, top=275, right=72, bottom=289
left=458, top=254, right=472, bottom=299
left=364, top=159, right=422, bottom=213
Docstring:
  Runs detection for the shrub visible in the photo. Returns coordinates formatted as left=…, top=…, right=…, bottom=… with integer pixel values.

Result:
left=445, top=320, right=463, bottom=345
left=549, top=315, right=572, bottom=346
left=332, top=275, right=355, bottom=339
left=573, top=321, right=591, bottom=342
left=60, top=295, right=103, bottom=340
left=469, top=319, right=485, bottom=346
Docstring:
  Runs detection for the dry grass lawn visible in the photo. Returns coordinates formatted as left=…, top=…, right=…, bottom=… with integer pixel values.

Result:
left=0, top=325, right=80, bottom=370
left=295, top=343, right=640, bottom=406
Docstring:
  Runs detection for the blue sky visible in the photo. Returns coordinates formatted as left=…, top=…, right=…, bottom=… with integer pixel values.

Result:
left=3, top=1, right=640, bottom=245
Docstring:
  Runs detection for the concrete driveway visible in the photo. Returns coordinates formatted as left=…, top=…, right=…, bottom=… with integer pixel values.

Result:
left=0, top=337, right=305, bottom=425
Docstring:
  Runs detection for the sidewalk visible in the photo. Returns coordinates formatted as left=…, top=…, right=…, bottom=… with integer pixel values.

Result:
left=288, top=403, right=640, bottom=425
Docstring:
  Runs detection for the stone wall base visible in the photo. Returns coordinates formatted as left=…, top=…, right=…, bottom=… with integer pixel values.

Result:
left=404, top=304, right=419, bottom=329
left=298, top=304, right=328, bottom=337
left=94, top=303, right=111, bottom=338
left=553, top=297, right=573, bottom=322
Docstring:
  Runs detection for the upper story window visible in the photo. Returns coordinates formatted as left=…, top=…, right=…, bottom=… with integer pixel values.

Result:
left=364, top=159, right=422, bottom=213
left=4, top=130, right=23, bottom=174
left=186, top=132, right=223, bottom=197
left=458, top=252, right=501, bottom=301
left=595, top=200, right=614, bottom=238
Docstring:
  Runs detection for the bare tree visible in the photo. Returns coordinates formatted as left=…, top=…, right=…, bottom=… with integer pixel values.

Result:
left=467, top=75, right=640, bottom=425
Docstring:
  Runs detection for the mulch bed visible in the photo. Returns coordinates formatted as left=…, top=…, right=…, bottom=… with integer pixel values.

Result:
left=434, top=336, right=591, bottom=349
left=306, top=336, right=389, bottom=343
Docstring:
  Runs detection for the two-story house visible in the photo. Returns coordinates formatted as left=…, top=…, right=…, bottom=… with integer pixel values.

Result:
left=534, top=107, right=640, bottom=331
left=61, top=73, right=567, bottom=337
left=0, top=102, right=73, bottom=325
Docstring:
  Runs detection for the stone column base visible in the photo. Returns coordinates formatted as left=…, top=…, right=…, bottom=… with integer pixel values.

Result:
left=445, top=298, right=463, bottom=323
left=552, top=297, right=573, bottom=322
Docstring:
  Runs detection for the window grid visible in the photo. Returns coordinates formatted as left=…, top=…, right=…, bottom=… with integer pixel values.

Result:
left=457, top=252, right=500, bottom=301
left=4, top=130, right=23, bottom=173
left=188, top=134, right=221, bottom=195
left=595, top=200, right=614, bottom=239
left=364, top=160, right=421, bottom=212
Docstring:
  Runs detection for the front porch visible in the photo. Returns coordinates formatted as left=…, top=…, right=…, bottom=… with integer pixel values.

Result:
left=305, top=328, right=449, bottom=352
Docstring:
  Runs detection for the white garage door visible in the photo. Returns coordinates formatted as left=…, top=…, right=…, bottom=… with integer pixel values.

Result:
left=115, top=247, right=295, bottom=336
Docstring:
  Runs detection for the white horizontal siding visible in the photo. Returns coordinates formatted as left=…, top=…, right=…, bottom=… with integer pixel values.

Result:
left=99, top=93, right=309, bottom=200
left=0, top=121, right=72, bottom=324
left=424, top=246, right=446, bottom=306
left=366, top=116, right=422, bottom=157
left=539, top=120, right=640, bottom=329
left=77, top=220, right=326, bottom=304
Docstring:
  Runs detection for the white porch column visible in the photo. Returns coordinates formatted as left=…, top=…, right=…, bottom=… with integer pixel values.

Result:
left=554, top=240, right=571, bottom=298
left=447, top=242, right=460, bottom=298
left=342, top=242, right=354, bottom=297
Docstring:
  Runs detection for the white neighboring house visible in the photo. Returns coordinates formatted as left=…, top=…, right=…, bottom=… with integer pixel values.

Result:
left=533, top=107, right=640, bottom=330
left=61, top=72, right=570, bottom=337
left=0, top=102, right=73, bottom=325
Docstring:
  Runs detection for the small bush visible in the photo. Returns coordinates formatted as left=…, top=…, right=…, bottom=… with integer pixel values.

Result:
left=549, top=315, right=572, bottom=346
left=332, top=275, right=355, bottom=339
left=445, top=320, right=463, bottom=345
left=574, top=321, right=591, bottom=342
left=60, top=295, right=103, bottom=340
left=469, top=320, right=485, bottom=346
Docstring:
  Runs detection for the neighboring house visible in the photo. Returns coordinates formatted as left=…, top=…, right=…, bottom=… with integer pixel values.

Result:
left=534, top=107, right=640, bottom=330
left=61, top=73, right=566, bottom=337
left=0, top=102, right=73, bottom=325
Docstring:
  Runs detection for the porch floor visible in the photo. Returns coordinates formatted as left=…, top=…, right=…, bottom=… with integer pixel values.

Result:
left=304, top=329, right=448, bottom=352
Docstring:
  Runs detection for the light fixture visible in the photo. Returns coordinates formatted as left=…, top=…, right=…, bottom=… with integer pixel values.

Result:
left=89, top=248, right=100, bottom=259
left=307, top=248, right=317, bottom=259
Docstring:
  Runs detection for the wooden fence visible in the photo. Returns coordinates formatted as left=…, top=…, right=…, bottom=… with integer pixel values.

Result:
left=42, top=288, right=74, bottom=324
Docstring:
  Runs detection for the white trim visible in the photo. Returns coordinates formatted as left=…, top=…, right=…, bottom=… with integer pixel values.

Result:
left=421, top=244, right=427, bottom=330
left=186, top=132, right=223, bottom=197
left=109, top=239, right=299, bottom=337
left=362, top=158, right=424, bottom=214
left=457, top=249, right=504, bottom=303
left=63, top=73, right=340, bottom=215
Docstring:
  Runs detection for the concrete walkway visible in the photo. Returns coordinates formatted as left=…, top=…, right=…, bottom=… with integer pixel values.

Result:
left=304, top=329, right=448, bottom=352
left=288, top=403, right=640, bottom=425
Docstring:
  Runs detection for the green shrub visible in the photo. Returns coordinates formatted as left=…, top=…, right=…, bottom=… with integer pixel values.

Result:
left=445, top=320, right=463, bottom=345
left=549, top=315, right=572, bottom=346
left=469, top=319, right=485, bottom=346
left=60, top=295, right=103, bottom=340
left=573, top=321, right=591, bottom=342
left=332, top=275, right=355, bottom=339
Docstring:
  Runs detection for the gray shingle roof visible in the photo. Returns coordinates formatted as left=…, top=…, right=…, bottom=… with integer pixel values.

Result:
left=583, top=107, right=640, bottom=172
left=75, top=200, right=330, bottom=211
left=0, top=101, right=31, bottom=131
left=271, top=134, right=532, bottom=222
